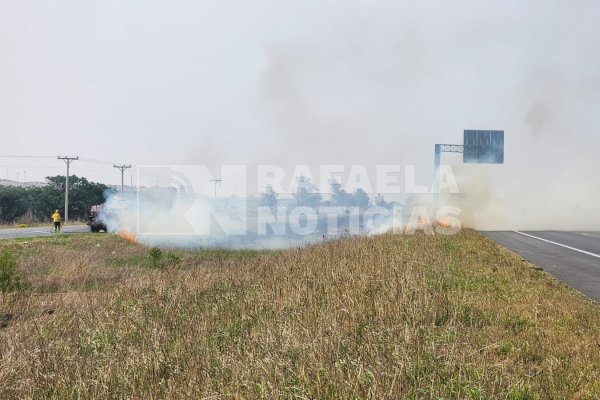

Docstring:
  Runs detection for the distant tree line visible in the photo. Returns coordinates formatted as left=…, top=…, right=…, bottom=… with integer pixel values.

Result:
left=261, top=176, right=390, bottom=209
left=0, top=175, right=114, bottom=224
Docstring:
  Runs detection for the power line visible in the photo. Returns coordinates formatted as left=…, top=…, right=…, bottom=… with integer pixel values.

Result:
left=80, top=157, right=117, bottom=166
left=0, top=154, right=55, bottom=159
left=0, top=165, right=62, bottom=169
left=0, top=154, right=132, bottom=166
left=71, top=165, right=124, bottom=176
left=58, top=156, right=78, bottom=223
left=114, top=164, right=132, bottom=193
left=0, top=153, right=175, bottom=187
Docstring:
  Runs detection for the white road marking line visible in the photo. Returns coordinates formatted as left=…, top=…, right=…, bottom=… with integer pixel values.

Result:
left=514, top=231, right=600, bottom=260
left=581, top=233, right=589, bottom=236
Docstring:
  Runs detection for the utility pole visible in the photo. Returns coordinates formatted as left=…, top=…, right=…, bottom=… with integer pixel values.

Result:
left=210, top=178, right=222, bottom=198
left=114, top=164, right=132, bottom=193
left=58, top=156, right=78, bottom=223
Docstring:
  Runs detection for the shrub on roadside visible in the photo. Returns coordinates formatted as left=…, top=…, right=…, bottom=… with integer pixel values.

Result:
left=0, top=251, right=22, bottom=292
left=148, top=247, right=182, bottom=270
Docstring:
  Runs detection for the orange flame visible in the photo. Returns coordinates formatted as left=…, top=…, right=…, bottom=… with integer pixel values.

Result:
left=435, top=218, right=460, bottom=231
left=437, top=220, right=452, bottom=229
left=118, top=228, right=138, bottom=244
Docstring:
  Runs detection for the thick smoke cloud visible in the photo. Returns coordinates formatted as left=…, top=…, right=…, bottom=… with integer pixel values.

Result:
left=252, top=1, right=600, bottom=231
left=121, top=0, right=600, bottom=239
left=3, top=1, right=598, bottom=234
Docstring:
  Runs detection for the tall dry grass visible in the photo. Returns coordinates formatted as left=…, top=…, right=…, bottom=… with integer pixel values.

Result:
left=0, top=230, right=599, bottom=398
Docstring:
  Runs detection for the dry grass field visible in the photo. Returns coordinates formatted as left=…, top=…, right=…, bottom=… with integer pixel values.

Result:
left=0, top=230, right=599, bottom=399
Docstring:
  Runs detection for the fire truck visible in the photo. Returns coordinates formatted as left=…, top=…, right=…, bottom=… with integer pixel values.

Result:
left=87, top=204, right=107, bottom=233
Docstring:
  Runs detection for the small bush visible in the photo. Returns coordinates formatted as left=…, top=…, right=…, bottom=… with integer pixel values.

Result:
left=0, top=251, right=22, bottom=292
left=165, top=252, right=181, bottom=267
left=147, top=248, right=181, bottom=270
left=149, top=247, right=163, bottom=268
left=498, top=341, right=514, bottom=355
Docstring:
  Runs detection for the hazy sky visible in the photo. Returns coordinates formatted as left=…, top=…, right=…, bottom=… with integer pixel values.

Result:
left=1, top=0, right=599, bottom=189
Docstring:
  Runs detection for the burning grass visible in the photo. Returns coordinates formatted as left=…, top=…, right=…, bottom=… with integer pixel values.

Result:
left=0, top=230, right=599, bottom=398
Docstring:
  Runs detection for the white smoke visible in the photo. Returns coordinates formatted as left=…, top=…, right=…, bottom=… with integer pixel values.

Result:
left=24, top=0, right=597, bottom=238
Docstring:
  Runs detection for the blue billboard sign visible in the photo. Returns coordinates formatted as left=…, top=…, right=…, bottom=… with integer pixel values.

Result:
left=463, top=130, right=504, bottom=164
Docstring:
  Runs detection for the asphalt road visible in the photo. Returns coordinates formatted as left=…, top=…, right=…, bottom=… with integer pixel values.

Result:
left=482, top=231, right=600, bottom=303
left=0, top=225, right=91, bottom=240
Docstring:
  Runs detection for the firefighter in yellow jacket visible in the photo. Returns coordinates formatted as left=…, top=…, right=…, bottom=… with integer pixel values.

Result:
left=51, top=210, right=62, bottom=233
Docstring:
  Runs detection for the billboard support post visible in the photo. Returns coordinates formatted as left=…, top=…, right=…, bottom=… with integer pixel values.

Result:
left=433, top=130, right=504, bottom=190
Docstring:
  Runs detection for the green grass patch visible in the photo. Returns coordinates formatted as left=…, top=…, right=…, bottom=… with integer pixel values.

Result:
left=0, top=251, right=22, bottom=292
